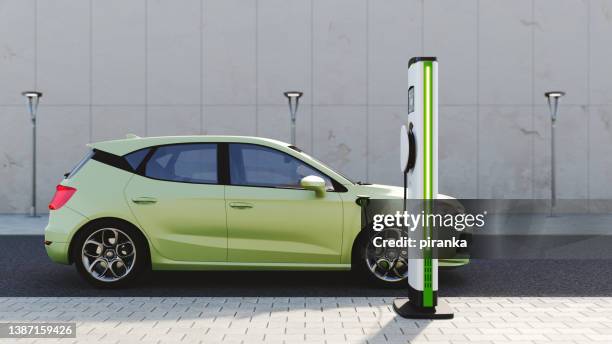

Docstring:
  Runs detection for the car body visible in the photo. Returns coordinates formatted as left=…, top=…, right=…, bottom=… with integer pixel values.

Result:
left=45, top=135, right=468, bottom=287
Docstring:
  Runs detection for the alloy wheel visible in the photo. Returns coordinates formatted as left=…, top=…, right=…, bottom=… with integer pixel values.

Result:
left=81, top=228, right=136, bottom=283
left=364, top=228, right=408, bottom=282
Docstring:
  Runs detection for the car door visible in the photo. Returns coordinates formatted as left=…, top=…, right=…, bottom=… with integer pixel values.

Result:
left=225, top=143, right=344, bottom=264
left=125, top=143, right=227, bottom=262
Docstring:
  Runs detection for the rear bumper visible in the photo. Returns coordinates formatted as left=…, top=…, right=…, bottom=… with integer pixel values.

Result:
left=45, top=242, right=70, bottom=264
left=44, top=206, right=89, bottom=265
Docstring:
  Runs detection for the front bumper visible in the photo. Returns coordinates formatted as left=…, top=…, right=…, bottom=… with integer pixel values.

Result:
left=439, top=257, right=470, bottom=268
left=44, top=206, right=88, bottom=264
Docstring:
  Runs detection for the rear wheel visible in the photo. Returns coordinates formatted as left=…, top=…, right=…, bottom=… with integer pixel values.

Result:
left=353, top=228, right=408, bottom=288
left=72, top=220, right=148, bottom=288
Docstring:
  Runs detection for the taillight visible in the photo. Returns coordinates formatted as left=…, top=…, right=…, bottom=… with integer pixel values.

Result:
left=48, top=185, right=77, bottom=210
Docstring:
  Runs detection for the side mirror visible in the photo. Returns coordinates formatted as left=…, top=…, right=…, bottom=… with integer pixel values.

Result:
left=300, top=175, right=326, bottom=198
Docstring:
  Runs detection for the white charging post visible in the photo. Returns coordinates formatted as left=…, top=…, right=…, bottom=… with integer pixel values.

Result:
left=394, top=57, right=453, bottom=319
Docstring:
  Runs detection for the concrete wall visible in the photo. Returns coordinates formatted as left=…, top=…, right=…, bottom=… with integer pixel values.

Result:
left=1, top=0, right=611, bottom=213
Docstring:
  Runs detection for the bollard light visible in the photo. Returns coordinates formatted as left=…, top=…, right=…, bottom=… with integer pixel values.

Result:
left=284, top=91, right=303, bottom=145
left=22, top=91, right=43, bottom=217
left=545, top=91, right=565, bottom=215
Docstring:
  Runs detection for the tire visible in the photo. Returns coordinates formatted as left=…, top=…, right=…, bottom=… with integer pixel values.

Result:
left=352, top=228, right=408, bottom=288
left=71, top=219, right=149, bottom=288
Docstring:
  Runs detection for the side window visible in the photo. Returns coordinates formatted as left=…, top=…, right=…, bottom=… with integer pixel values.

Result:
left=124, top=148, right=150, bottom=170
left=229, top=144, right=333, bottom=190
left=144, top=144, right=217, bottom=184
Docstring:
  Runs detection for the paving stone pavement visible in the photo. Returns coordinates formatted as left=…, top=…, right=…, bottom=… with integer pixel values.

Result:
left=0, top=297, right=611, bottom=343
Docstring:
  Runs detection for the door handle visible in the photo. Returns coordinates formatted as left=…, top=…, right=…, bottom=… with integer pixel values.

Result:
left=132, top=197, right=158, bottom=204
left=229, top=202, right=253, bottom=209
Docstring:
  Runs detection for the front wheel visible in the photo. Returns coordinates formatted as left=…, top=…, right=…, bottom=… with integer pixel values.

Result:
left=352, top=228, right=409, bottom=288
left=72, top=221, right=148, bottom=288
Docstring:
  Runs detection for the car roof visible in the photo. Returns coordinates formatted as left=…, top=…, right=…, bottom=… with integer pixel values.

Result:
left=88, top=135, right=291, bottom=156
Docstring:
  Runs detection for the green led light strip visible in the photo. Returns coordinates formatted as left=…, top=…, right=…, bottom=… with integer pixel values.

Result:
left=423, top=61, right=434, bottom=308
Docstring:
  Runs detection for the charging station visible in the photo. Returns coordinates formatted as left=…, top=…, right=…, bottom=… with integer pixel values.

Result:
left=394, top=57, right=453, bottom=319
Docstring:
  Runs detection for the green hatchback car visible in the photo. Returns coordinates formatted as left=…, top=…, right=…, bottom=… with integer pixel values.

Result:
left=45, top=135, right=467, bottom=287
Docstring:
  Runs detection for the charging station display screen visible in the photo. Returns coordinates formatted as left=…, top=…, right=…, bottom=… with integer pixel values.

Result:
left=408, top=86, right=414, bottom=113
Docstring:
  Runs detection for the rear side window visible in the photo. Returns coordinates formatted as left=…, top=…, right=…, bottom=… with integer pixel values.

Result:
left=124, top=148, right=150, bottom=170
left=66, top=150, right=94, bottom=179
left=144, top=144, right=217, bottom=184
